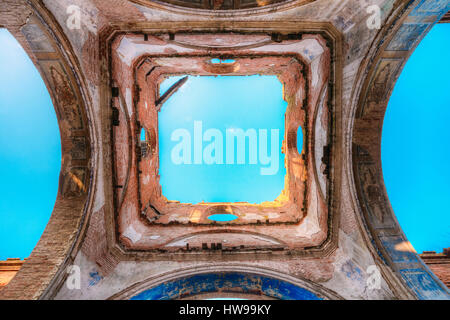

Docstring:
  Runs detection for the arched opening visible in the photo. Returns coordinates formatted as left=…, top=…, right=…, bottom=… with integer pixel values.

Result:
left=381, top=23, right=450, bottom=255
left=140, top=127, right=146, bottom=142
left=210, top=58, right=236, bottom=64
left=207, top=213, right=238, bottom=222
left=129, top=272, right=323, bottom=300
left=297, top=125, right=303, bottom=155
left=0, top=29, right=60, bottom=287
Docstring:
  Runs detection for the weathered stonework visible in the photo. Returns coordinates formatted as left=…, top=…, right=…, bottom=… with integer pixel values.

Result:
left=0, top=0, right=448, bottom=300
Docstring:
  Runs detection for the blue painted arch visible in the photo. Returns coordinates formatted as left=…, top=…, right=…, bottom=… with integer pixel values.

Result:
left=130, top=272, right=322, bottom=300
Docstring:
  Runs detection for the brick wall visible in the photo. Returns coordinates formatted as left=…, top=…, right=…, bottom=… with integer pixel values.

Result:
left=0, top=259, right=24, bottom=289
left=419, top=248, right=450, bottom=288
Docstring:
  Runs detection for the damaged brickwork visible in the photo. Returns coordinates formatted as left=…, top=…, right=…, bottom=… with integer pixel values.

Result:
left=110, top=32, right=333, bottom=252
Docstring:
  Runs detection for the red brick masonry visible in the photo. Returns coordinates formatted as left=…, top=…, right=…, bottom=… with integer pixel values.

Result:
left=419, top=248, right=450, bottom=289
left=0, top=259, right=24, bottom=289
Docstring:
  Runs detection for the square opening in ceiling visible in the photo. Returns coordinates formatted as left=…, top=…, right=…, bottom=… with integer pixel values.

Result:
left=111, top=31, right=336, bottom=251
left=157, top=74, right=300, bottom=205
left=134, top=55, right=309, bottom=225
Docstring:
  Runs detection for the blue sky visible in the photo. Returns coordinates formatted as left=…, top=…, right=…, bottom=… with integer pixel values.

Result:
left=0, top=29, right=61, bottom=260
left=381, top=23, right=450, bottom=254
left=159, top=75, right=288, bottom=204
left=0, top=23, right=448, bottom=260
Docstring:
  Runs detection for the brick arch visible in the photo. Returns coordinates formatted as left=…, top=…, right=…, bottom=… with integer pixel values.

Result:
left=108, top=265, right=343, bottom=300
left=0, top=1, right=96, bottom=299
left=128, top=0, right=315, bottom=16
left=349, top=0, right=450, bottom=299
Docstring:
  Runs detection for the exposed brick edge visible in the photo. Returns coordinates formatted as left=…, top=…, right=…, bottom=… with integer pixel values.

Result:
left=0, top=198, right=86, bottom=299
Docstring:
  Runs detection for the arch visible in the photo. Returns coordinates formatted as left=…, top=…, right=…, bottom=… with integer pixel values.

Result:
left=350, top=0, right=450, bottom=299
left=0, top=1, right=96, bottom=300
left=109, top=265, right=343, bottom=300
left=128, top=0, right=315, bottom=17
left=131, top=273, right=321, bottom=300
